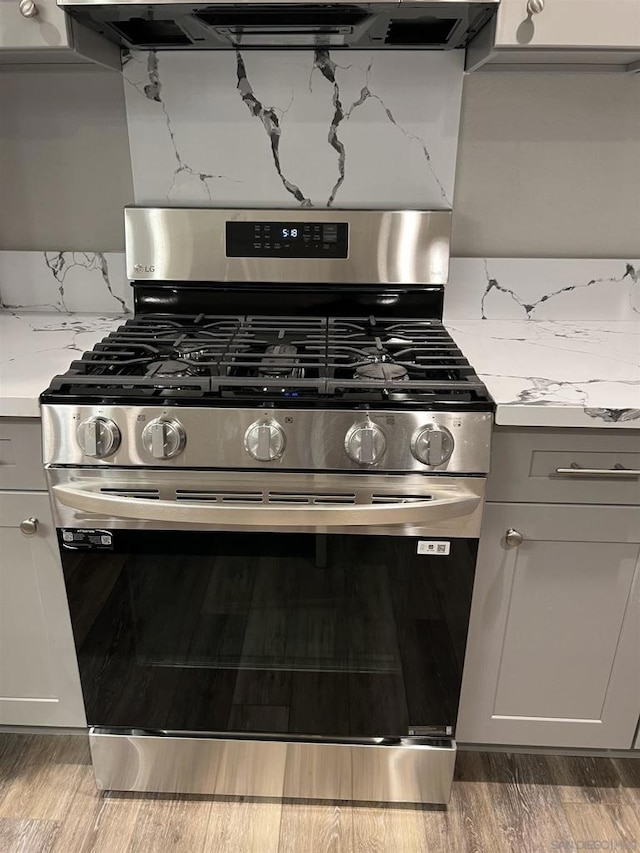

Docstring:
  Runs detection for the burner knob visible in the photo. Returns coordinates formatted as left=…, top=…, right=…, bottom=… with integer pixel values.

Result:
left=345, top=421, right=386, bottom=466
left=142, top=418, right=186, bottom=460
left=411, top=425, right=454, bottom=467
left=77, top=417, right=121, bottom=459
left=244, top=419, right=286, bottom=462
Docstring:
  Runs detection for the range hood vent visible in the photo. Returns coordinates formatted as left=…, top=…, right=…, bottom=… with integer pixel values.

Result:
left=57, top=1, right=499, bottom=51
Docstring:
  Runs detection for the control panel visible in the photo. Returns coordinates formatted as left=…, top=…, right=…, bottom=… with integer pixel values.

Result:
left=226, top=221, right=349, bottom=259
left=46, top=405, right=492, bottom=473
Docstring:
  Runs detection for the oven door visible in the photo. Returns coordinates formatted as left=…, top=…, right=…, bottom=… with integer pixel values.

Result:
left=50, top=469, right=483, bottom=801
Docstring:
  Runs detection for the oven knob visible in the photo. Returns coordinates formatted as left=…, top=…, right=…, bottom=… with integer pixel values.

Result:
left=411, top=425, right=454, bottom=467
left=244, top=419, right=285, bottom=462
left=345, top=421, right=386, bottom=466
left=77, top=417, right=121, bottom=459
left=142, top=418, right=186, bottom=460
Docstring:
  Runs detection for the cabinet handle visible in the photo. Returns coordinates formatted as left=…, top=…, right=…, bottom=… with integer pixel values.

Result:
left=20, top=517, right=38, bottom=536
left=527, top=0, right=544, bottom=13
left=505, top=528, right=524, bottom=548
left=19, top=0, right=38, bottom=17
left=555, top=465, right=640, bottom=479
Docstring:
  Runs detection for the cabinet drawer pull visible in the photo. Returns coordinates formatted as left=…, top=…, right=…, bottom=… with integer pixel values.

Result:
left=527, top=0, right=544, bottom=14
left=19, top=0, right=38, bottom=17
left=504, top=528, right=524, bottom=548
left=555, top=465, right=640, bottom=479
left=20, top=517, right=38, bottom=535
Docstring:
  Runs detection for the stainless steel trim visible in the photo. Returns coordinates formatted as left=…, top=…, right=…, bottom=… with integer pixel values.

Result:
left=47, top=468, right=486, bottom=537
left=60, top=0, right=498, bottom=10
left=124, top=208, right=451, bottom=286
left=42, top=405, right=493, bottom=473
left=555, top=467, right=640, bottom=478
left=89, top=732, right=456, bottom=804
left=53, top=482, right=480, bottom=527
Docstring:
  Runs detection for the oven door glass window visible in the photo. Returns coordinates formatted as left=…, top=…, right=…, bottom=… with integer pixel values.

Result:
left=61, top=531, right=476, bottom=739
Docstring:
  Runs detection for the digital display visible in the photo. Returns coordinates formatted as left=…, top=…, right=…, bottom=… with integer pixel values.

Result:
left=226, top=221, right=348, bottom=258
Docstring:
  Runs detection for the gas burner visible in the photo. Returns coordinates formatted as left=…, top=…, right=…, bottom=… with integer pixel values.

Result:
left=146, top=359, right=199, bottom=379
left=258, top=344, right=302, bottom=379
left=354, top=361, right=409, bottom=382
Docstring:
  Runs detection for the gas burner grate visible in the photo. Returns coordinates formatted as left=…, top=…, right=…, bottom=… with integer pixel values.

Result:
left=42, top=313, right=491, bottom=408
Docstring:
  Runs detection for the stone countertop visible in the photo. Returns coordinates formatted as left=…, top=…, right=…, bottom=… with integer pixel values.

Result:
left=0, top=312, right=125, bottom=417
left=446, top=320, right=640, bottom=429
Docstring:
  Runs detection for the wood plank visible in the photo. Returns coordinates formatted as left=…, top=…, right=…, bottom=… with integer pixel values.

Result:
left=612, top=757, right=640, bottom=804
left=129, top=794, right=213, bottom=853
left=50, top=761, right=104, bottom=853
left=203, top=795, right=283, bottom=853
left=352, top=801, right=443, bottom=853
left=57, top=791, right=143, bottom=853
left=280, top=800, right=353, bottom=853
left=460, top=752, right=575, bottom=853
left=0, top=817, right=60, bottom=853
left=450, top=752, right=509, bottom=853
left=0, top=734, right=35, bottom=807
left=562, top=803, right=640, bottom=851
left=0, top=735, right=90, bottom=821
left=547, top=754, right=632, bottom=804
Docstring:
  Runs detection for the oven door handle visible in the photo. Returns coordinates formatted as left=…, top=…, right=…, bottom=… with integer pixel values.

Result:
left=52, top=484, right=481, bottom=528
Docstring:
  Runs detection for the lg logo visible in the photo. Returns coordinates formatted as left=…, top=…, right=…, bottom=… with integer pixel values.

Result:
left=133, top=264, right=155, bottom=273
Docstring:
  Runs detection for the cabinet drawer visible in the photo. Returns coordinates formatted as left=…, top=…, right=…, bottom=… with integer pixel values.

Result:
left=487, top=428, right=640, bottom=505
left=495, top=0, right=640, bottom=49
left=0, top=0, right=71, bottom=50
left=0, top=418, right=46, bottom=490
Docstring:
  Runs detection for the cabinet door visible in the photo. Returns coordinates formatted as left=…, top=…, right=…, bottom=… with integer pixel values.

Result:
left=457, top=503, right=640, bottom=749
left=495, top=0, right=640, bottom=49
left=0, top=0, right=71, bottom=50
left=0, top=492, right=85, bottom=727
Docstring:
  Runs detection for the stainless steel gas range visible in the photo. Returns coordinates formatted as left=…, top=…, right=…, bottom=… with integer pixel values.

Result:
left=41, top=208, right=493, bottom=805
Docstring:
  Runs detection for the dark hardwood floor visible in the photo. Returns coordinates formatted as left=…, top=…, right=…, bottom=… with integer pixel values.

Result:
left=0, top=734, right=638, bottom=852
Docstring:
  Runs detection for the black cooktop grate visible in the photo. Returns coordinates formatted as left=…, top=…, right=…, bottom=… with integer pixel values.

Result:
left=42, top=314, right=491, bottom=409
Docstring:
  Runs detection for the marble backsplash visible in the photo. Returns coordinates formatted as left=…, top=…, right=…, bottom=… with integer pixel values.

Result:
left=0, top=252, right=132, bottom=314
left=444, top=258, right=640, bottom=322
left=1, top=253, right=638, bottom=324
left=122, top=49, right=464, bottom=209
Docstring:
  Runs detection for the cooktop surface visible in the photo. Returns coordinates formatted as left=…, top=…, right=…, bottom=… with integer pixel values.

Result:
left=41, top=314, right=492, bottom=410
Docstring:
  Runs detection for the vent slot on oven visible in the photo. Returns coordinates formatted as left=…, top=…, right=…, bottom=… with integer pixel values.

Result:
left=371, top=494, right=433, bottom=504
left=268, top=492, right=357, bottom=505
left=100, top=487, right=160, bottom=500
left=175, top=490, right=262, bottom=503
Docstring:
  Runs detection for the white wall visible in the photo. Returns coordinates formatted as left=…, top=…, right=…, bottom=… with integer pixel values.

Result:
left=452, top=72, right=640, bottom=258
left=0, top=66, right=134, bottom=251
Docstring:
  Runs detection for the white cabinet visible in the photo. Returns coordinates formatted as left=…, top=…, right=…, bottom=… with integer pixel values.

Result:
left=0, top=417, right=85, bottom=728
left=0, top=491, right=86, bottom=727
left=0, top=0, right=119, bottom=67
left=496, top=0, right=640, bottom=49
left=457, top=427, right=640, bottom=750
left=457, top=502, right=640, bottom=749
left=467, top=0, right=640, bottom=71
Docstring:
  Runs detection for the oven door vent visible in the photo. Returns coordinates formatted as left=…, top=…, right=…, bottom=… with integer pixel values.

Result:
left=175, top=489, right=262, bottom=503
left=100, top=487, right=160, bottom=499
left=98, top=487, right=435, bottom=506
left=372, top=494, right=434, bottom=504
left=174, top=489, right=358, bottom=505
left=268, top=492, right=356, bottom=505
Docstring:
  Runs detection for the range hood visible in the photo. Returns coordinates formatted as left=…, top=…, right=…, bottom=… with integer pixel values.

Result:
left=56, top=0, right=499, bottom=51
